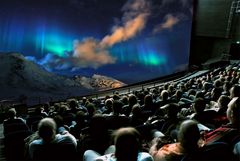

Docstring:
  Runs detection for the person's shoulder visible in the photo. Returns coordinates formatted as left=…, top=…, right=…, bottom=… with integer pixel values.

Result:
left=55, top=133, right=77, bottom=145
left=95, top=153, right=115, bottom=161
left=138, top=152, right=154, bottom=161
left=29, top=139, right=43, bottom=146
left=17, top=117, right=27, bottom=123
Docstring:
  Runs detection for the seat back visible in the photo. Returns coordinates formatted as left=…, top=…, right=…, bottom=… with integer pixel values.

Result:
left=201, top=142, right=235, bottom=161
left=4, top=130, right=32, bottom=160
left=181, top=142, right=235, bottom=161
left=32, top=142, right=77, bottom=161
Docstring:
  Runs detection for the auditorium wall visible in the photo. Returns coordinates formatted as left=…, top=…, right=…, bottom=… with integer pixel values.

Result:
left=190, top=0, right=239, bottom=66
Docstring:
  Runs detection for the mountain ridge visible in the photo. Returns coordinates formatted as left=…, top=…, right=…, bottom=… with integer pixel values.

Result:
left=0, top=53, right=126, bottom=102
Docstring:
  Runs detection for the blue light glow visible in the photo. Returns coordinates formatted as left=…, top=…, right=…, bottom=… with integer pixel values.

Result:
left=0, top=0, right=193, bottom=85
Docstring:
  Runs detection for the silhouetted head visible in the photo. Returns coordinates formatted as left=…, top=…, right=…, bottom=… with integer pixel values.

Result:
left=230, top=85, right=240, bottom=99
left=69, top=99, right=78, bottom=110
left=75, top=111, right=85, bottom=124
left=161, top=90, right=169, bottom=101
left=89, top=115, right=107, bottom=138
left=105, top=98, right=113, bottom=110
left=227, top=97, right=240, bottom=127
left=112, top=100, right=123, bottom=115
left=166, top=103, right=179, bottom=118
left=131, top=104, right=142, bottom=117
left=178, top=120, right=200, bottom=153
left=120, top=96, right=129, bottom=105
left=175, top=90, right=183, bottom=100
left=203, top=82, right=212, bottom=91
left=214, top=79, right=222, bottom=88
left=217, top=95, right=231, bottom=111
left=114, top=127, right=141, bottom=161
left=86, top=103, right=96, bottom=117
left=7, top=108, right=17, bottom=119
left=128, top=94, right=138, bottom=107
left=211, top=87, right=222, bottom=102
left=193, top=98, right=206, bottom=114
left=144, top=94, right=153, bottom=106
left=38, top=118, right=56, bottom=143
left=188, top=89, right=196, bottom=97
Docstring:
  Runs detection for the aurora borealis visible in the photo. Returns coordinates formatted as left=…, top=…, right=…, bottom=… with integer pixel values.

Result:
left=0, top=0, right=193, bottom=84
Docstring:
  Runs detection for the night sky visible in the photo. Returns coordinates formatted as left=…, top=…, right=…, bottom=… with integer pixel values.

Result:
left=0, top=0, right=193, bottom=84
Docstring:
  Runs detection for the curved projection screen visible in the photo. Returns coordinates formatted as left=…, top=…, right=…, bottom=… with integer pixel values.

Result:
left=0, top=0, right=193, bottom=99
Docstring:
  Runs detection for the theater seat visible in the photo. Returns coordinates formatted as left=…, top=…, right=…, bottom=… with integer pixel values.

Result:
left=32, top=143, right=77, bottom=161
left=4, top=130, right=32, bottom=160
left=181, top=142, right=236, bottom=161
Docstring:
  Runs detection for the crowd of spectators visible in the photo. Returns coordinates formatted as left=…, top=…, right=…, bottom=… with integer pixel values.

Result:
left=2, top=63, right=240, bottom=161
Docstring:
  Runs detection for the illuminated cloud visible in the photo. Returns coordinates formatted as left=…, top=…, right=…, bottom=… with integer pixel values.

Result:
left=121, top=0, right=151, bottom=21
left=153, top=14, right=180, bottom=33
left=101, top=0, right=150, bottom=47
left=73, top=0, right=151, bottom=68
left=73, top=38, right=116, bottom=69
left=100, top=13, right=148, bottom=47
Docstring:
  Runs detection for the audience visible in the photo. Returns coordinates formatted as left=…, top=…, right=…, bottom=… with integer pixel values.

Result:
left=84, top=127, right=153, bottom=161
left=1, top=63, right=240, bottom=161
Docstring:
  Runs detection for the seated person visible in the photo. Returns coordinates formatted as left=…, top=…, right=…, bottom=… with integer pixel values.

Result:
left=3, top=108, right=29, bottom=136
left=28, top=118, right=77, bottom=160
left=212, top=95, right=231, bottom=127
left=141, top=94, right=158, bottom=115
left=84, top=127, right=153, bottom=161
left=156, top=90, right=172, bottom=107
left=80, top=115, right=111, bottom=155
left=230, top=85, right=240, bottom=99
left=149, top=120, right=202, bottom=161
left=122, top=94, right=138, bottom=116
left=70, top=111, right=87, bottom=140
left=26, top=106, right=45, bottom=132
left=159, top=103, right=182, bottom=135
left=3, top=108, right=31, bottom=160
left=130, top=104, right=146, bottom=127
left=189, top=98, right=217, bottom=128
left=204, top=97, right=240, bottom=145
left=105, top=100, right=130, bottom=130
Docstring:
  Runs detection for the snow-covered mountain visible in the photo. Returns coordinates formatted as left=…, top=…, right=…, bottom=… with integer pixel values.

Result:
left=0, top=53, right=126, bottom=102
left=74, top=74, right=126, bottom=90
